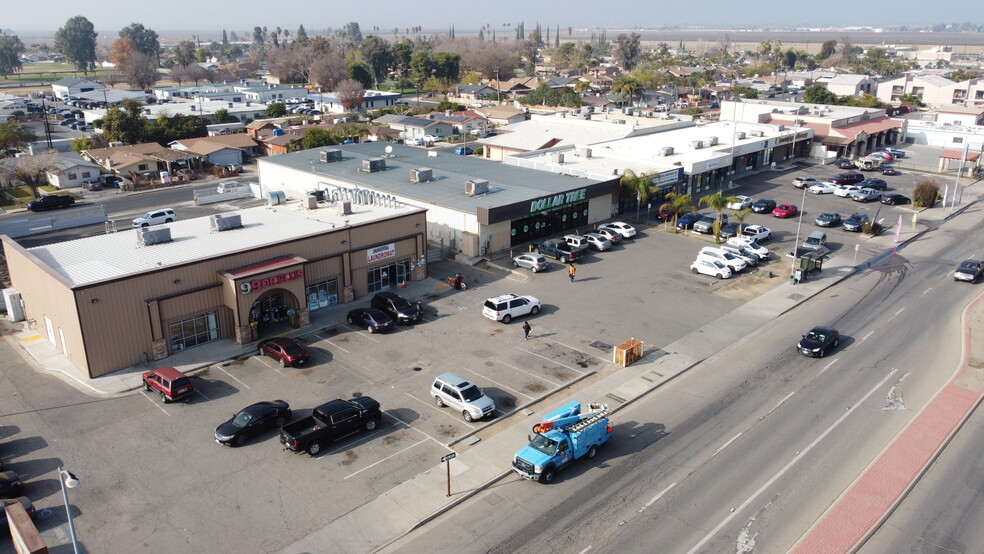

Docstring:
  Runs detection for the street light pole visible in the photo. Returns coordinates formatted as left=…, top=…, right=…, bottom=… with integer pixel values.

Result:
left=791, top=185, right=808, bottom=285
left=58, top=466, right=81, bottom=554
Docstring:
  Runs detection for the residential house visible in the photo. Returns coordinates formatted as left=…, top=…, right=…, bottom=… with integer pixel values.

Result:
left=935, top=105, right=984, bottom=126
left=170, top=134, right=260, bottom=167
left=314, top=90, right=402, bottom=114
left=51, top=77, right=105, bottom=100
left=453, top=84, right=495, bottom=104
left=826, top=74, right=877, bottom=97
left=875, top=74, right=971, bottom=107
left=472, top=106, right=526, bottom=127
left=423, top=110, right=488, bottom=136
left=82, top=142, right=198, bottom=182
left=0, top=152, right=103, bottom=189
left=372, top=114, right=453, bottom=141
left=487, top=77, right=536, bottom=99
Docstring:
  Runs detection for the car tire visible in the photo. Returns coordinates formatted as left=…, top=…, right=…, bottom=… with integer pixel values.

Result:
left=834, top=339, right=839, bottom=347
left=502, top=314, right=512, bottom=324
left=587, top=445, right=597, bottom=459
left=542, top=467, right=556, bottom=484
left=235, top=434, right=246, bottom=447
left=165, top=218, right=173, bottom=223
left=365, top=419, right=378, bottom=431
left=717, top=273, right=726, bottom=279
left=463, top=411, right=474, bottom=422
left=275, top=417, right=286, bottom=427
left=435, top=396, right=445, bottom=407
left=141, top=223, right=149, bottom=228
left=279, top=358, right=287, bottom=368
left=308, top=441, right=321, bottom=456
left=692, top=267, right=699, bottom=274
left=513, top=261, right=520, bottom=267
left=531, top=266, right=538, bottom=273
left=347, top=316, right=355, bottom=324
left=144, top=381, right=151, bottom=391
left=367, top=325, right=375, bottom=333
left=530, top=306, right=540, bottom=315
left=160, top=392, right=168, bottom=403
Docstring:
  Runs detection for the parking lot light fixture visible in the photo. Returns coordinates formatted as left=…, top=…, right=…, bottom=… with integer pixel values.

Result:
left=791, top=185, right=808, bottom=284
left=58, top=466, right=82, bottom=554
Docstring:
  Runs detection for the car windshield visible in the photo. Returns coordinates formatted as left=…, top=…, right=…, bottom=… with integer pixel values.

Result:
left=805, top=331, right=825, bottom=342
left=530, top=434, right=558, bottom=455
left=392, top=298, right=413, bottom=311
left=460, top=385, right=484, bottom=402
left=959, top=262, right=980, bottom=271
left=282, top=343, right=305, bottom=355
left=232, top=411, right=253, bottom=427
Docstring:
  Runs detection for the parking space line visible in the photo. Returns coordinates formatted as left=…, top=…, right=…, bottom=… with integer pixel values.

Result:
left=383, top=410, right=442, bottom=443
left=324, top=428, right=388, bottom=456
left=545, top=339, right=608, bottom=366
left=254, top=355, right=285, bottom=376
left=218, top=366, right=251, bottom=389
left=343, top=438, right=428, bottom=480
left=519, top=348, right=586, bottom=375
left=195, top=389, right=212, bottom=401
left=139, top=392, right=171, bottom=416
left=403, top=392, right=477, bottom=428
left=324, top=340, right=351, bottom=354
left=459, top=366, right=534, bottom=400
left=494, top=359, right=562, bottom=387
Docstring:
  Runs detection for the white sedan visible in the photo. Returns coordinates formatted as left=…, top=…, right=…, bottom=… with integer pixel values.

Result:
left=833, top=185, right=861, bottom=198
left=740, top=224, right=772, bottom=242
left=598, top=221, right=636, bottom=238
left=690, top=258, right=732, bottom=279
left=727, top=195, right=754, bottom=210
left=808, top=182, right=837, bottom=194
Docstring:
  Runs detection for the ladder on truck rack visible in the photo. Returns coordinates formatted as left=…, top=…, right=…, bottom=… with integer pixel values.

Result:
left=567, top=409, right=609, bottom=434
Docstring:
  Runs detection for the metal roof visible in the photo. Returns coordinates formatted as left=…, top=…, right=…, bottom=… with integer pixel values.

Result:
left=28, top=202, right=422, bottom=288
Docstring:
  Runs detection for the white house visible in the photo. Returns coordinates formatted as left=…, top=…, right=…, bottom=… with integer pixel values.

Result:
left=51, top=77, right=106, bottom=100
left=47, top=152, right=104, bottom=189
left=826, top=74, right=877, bottom=97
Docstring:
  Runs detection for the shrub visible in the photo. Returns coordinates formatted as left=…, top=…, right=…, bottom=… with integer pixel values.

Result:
left=912, top=179, right=941, bottom=207
left=863, top=221, right=884, bottom=236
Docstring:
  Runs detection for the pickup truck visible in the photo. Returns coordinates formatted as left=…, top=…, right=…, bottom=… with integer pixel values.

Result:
left=534, top=238, right=585, bottom=263
left=26, top=194, right=76, bottom=212
left=280, top=397, right=382, bottom=456
left=512, top=401, right=612, bottom=483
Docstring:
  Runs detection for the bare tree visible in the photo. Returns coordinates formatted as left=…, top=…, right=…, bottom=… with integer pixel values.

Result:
left=310, top=55, right=347, bottom=91
left=0, top=150, right=60, bottom=198
left=121, top=51, right=159, bottom=89
left=180, top=64, right=209, bottom=86
left=336, top=78, right=365, bottom=111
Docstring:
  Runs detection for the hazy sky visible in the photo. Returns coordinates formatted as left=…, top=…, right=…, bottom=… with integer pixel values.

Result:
left=5, top=1, right=981, bottom=37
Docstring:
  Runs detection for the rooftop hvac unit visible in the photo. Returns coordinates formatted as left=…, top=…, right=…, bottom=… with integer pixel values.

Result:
left=736, top=131, right=746, bottom=140
left=266, top=191, right=286, bottom=206
left=658, top=146, right=674, bottom=156
left=137, top=227, right=172, bottom=246
left=776, top=124, right=786, bottom=131
left=410, top=168, right=432, bottom=183
left=363, top=157, right=386, bottom=173
left=320, top=149, right=342, bottom=163
left=550, top=152, right=565, bottom=164
left=228, top=102, right=234, bottom=108
left=305, top=195, right=318, bottom=209
left=465, top=179, right=489, bottom=196
left=749, top=130, right=764, bottom=137
left=690, top=140, right=705, bottom=149
left=210, top=214, right=243, bottom=232
left=613, top=119, right=627, bottom=124
left=705, top=136, right=719, bottom=146
left=338, top=201, right=352, bottom=215
left=189, top=105, right=196, bottom=111
left=576, top=147, right=592, bottom=158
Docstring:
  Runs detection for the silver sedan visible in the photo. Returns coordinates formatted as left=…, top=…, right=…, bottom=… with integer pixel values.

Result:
left=512, top=253, right=549, bottom=273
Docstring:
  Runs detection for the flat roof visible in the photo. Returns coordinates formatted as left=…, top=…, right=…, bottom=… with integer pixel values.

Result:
left=259, top=143, right=606, bottom=213
left=27, top=201, right=423, bottom=287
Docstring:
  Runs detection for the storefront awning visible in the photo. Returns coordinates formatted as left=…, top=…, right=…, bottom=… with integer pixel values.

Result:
left=223, top=255, right=307, bottom=279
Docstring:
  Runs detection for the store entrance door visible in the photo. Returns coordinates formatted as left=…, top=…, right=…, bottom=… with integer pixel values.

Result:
left=248, top=289, right=299, bottom=340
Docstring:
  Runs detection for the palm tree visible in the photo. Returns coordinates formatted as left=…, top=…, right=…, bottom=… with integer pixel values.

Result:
left=619, top=169, right=653, bottom=222
left=612, top=75, right=643, bottom=107
left=698, top=191, right=737, bottom=239
left=731, top=207, right=751, bottom=234
left=659, top=192, right=694, bottom=231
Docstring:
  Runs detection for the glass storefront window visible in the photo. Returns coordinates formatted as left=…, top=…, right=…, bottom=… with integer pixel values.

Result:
left=306, top=279, right=338, bottom=311
left=169, top=311, right=219, bottom=352
left=367, top=258, right=411, bottom=292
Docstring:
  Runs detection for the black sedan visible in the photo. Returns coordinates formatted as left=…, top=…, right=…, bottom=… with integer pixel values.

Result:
left=214, top=400, right=292, bottom=446
left=719, top=222, right=741, bottom=239
left=858, top=178, right=888, bottom=191
left=881, top=165, right=901, bottom=176
left=880, top=193, right=911, bottom=205
left=0, top=471, right=23, bottom=498
left=842, top=213, right=870, bottom=232
left=798, top=326, right=840, bottom=357
left=751, top=199, right=777, bottom=214
left=675, top=212, right=700, bottom=230
left=815, top=212, right=842, bottom=227
left=835, top=158, right=856, bottom=169
left=347, top=308, right=395, bottom=333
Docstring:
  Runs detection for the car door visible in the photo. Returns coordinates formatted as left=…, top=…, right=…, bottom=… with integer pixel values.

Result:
left=330, top=407, right=360, bottom=436
left=510, top=298, right=528, bottom=315
left=442, top=384, right=464, bottom=411
left=265, top=343, right=283, bottom=361
left=251, top=408, right=277, bottom=437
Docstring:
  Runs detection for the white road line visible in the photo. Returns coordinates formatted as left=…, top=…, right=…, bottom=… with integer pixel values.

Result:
left=254, top=356, right=285, bottom=376
left=140, top=392, right=171, bottom=416
left=923, top=287, right=933, bottom=295
left=218, top=366, right=251, bottom=389
left=494, top=359, right=562, bottom=387
left=639, top=482, right=677, bottom=513
left=195, top=389, right=211, bottom=401
left=577, top=547, right=593, bottom=554
left=888, top=307, right=906, bottom=321
left=685, top=368, right=898, bottom=554
left=460, top=366, right=534, bottom=400
left=383, top=410, right=439, bottom=443
left=403, top=392, right=477, bottom=428
left=549, top=339, right=608, bottom=364
left=894, top=307, right=905, bottom=316
left=818, top=359, right=838, bottom=376
left=773, top=392, right=795, bottom=411
left=354, top=331, right=381, bottom=343
left=520, top=348, right=584, bottom=374
left=325, top=340, right=351, bottom=354
left=860, top=331, right=874, bottom=342
left=713, top=433, right=743, bottom=457
left=344, top=438, right=429, bottom=480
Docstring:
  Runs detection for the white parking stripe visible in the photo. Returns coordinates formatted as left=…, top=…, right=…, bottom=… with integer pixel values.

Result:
left=343, top=439, right=428, bottom=480
left=383, top=410, right=441, bottom=443
left=459, top=366, right=534, bottom=400
left=254, top=355, right=285, bottom=375
left=324, top=339, right=351, bottom=354
left=139, top=391, right=171, bottom=416
left=403, top=392, right=477, bottom=428
left=545, top=339, right=607, bottom=366
left=218, top=366, right=251, bottom=389
left=494, top=359, right=562, bottom=387
left=195, top=388, right=211, bottom=401
left=520, top=348, right=585, bottom=374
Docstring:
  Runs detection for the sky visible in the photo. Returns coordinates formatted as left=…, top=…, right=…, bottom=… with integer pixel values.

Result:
left=6, top=0, right=981, bottom=38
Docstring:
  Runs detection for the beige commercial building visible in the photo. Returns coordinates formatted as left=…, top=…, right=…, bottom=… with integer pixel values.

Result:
left=2, top=201, right=427, bottom=379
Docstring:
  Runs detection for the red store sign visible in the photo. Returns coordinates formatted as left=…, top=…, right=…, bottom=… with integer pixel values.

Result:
left=239, top=270, right=304, bottom=294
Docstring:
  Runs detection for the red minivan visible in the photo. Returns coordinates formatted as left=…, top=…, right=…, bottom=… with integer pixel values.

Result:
left=142, top=367, right=195, bottom=403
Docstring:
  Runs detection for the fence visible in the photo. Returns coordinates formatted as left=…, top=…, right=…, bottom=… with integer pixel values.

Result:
left=0, top=204, right=106, bottom=238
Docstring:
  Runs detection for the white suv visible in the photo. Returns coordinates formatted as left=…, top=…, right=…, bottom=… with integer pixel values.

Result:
left=132, top=208, right=176, bottom=228
left=698, top=247, right=747, bottom=273
left=482, top=294, right=541, bottom=324
left=431, top=373, right=495, bottom=422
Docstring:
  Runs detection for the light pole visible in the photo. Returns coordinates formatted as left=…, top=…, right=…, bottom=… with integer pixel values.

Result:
left=58, top=466, right=81, bottom=554
left=790, top=185, right=808, bottom=285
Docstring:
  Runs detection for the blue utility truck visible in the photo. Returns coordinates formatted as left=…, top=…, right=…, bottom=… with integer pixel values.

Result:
left=512, top=402, right=612, bottom=483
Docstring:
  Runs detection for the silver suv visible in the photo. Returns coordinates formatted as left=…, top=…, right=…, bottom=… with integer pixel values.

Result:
left=482, top=294, right=541, bottom=324
left=132, top=208, right=176, bottom=228
left=431, top=373, right=495, bottom=422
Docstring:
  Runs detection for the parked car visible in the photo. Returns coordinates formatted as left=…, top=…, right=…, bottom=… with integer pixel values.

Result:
left=132, top=208, right=176, bottom=228
left=582, top=232, right=612, bottom=251
left=815, top=212, right=842, bottom=227
left=592, top=227, right=622, bottom=244
left=719, top=222, right=741, bottom=239
left=690, top=258, right=732, bottom=279
left=878, top=148, right=905, bottom=158
left=751, top=199, right=777, bottom=214
left=726, top=237, right=770, bottom=261
left=880, top=193, right=911, bottom=205
left=835, top=158, right=856, bottom=169
left=26, top=194, right=76, bottom=212
left=482, top=293, right=540, bottom=324
left=534, top=238, right=584, bottom=262
left=797, top=326, right=840, bottom=357
left=260, top=338, right=311, bottom=367
left=676, top=212, right=701, bottom=230
left=0, top=472, right=24, bottom=499
left=693, top=214, right=727, bottom=234
left=801, top=231, right=828, bottom=251
left=214, top=400, right=292, bottom=446
left=740, top=224, right=772, bottom=242
left=597, top=221, right=636, bottom=238
left=867, top=151, right=893, bottom=161
left=808, top=182, right=837, bottom=195
left=842, top=213, right=870, bottom=232
left=772, top=203, right=798, bottom=218
left=857, top=178, right=888, bottom=191
left=793, top=176, right=821, bottom=189
left=174, top=168, right=197, bottom=181
left=698, top=247, right=747, bottom=273
left=453, top=146, right=474, bottom=155
left=279, top=397, right=382, bottom=456
left=512, top=253, right=549, bottom=272
left=431, top=373, right=495, bottom=422
left=720, top=243, right=759, bottom=266
left=657, top=206, right=676, bottom=221
left=726, top=195, right=753, bottom=210
left=142, top=366, right=195, bottom=403
left=371, top=291, right=423, bottom=324
left=562, top=234, right=590, bottom=250
left=850, top=188, right=882, bottom=203
left=954, top=259, right=984, bottom=283
left=346, top=308, right=395, bottom=333
left=829, top=172, right=865, bottom=185
left=833, top=185, right=862, bottom=198
left=881, top=165, right=901, bottom=176
left=81, top=180, right=103, bottom=191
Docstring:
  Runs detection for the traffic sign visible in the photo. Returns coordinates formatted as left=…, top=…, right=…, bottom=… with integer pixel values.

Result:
left=441, top=452, right=457, bottom=463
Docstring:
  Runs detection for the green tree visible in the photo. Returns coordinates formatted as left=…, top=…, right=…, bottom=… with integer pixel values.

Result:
left=392, top=38, right=413, bottom=77
left=817, top=40, right=837, bottom=60
left=731, top=85, right=758, bottom=99
left=0, top=33, right=26, bottom=78
left=410, top=51, right=434, bottom=91
left=173, top=40, right=196, bottom=67
left=54, top=16, right=98, bottom=72
left=0, top=120, right=36, bottom=151
left=432, top=52, right=461, bottom=82
left=619, top=169, right=653, bottom=222
left=803, top=84, right=837, bottom=104
left=699, top=191, right=737, bottom=239
left=898, top=93, right=922, bottom=106
left=612, top=75, right=643, bottom=106
left=266, top=102, right=288, bottom=117
left=731, top=207, right=751, bottom=234
left=347, top=62, right=374, bottom=89
left=614, top=32, right=642, bottom=70
left=295, top=25, right=308, bottom=45
left=302, top=127, right=340, bottom=149
left=212, top=108, right=234, bottom=123
left=119, top=23, right=160, bottom=66
left=659, top=192, right=695, bottom=230
left=252, top=27, right=265, bottom=50
left=359, top=35, right=393, bottom=88
left=101, top=99, right=146, bottom=144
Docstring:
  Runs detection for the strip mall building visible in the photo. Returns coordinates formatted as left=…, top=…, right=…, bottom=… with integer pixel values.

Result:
left=2, top=201, right=427, bottom=379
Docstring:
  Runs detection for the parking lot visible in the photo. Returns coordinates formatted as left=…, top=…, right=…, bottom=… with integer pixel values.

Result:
left=0, top=147, right=953, bottom=553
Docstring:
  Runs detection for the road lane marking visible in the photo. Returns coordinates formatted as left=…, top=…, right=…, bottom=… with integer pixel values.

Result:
left=685, top=368, right=899, bottom=554
left=195, top=389, right=211, bottom=401
left=771, top=392, right=795, bottom=413
left=139, top=392, right=171, bottom=416
left=254, top=355, right=285, bottom=375
left=218, top=366, right=250, bottom=389
left=383, top=410, right=441, bottom=443
left=324, top=428, right=388, bottom=456
left=460, top=366, right=534, bottom=400
left=888, top=307, right=905, bottom=321
left=494, top=359, right=562, bottom=387
left=344, top=438, right=428, bottom=480
left=922, top=287, right=932, bottom=295
left=639, top=482, right=677, bottom=513
left=860, top=331, right=874, bottom=342
left=713, top=433, right=743, bottom=457
left=577, top=547, right=592, bottom=554
left=818, top=359, right=838, bottom=376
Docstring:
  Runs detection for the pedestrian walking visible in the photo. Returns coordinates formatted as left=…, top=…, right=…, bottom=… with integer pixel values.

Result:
left=568, top=263, right=576, bottom=284
left=522, top=321, right=532, bottom=341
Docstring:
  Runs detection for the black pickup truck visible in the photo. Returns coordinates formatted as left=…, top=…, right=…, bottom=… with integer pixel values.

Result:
left=26, top=194, right=76, bottom=212
left=533, top=238, right=585, bottom=263
left=280, top=397, right=382, bottom=456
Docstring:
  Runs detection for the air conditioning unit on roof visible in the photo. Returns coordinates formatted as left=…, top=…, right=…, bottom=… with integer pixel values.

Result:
left=363, top=157, right=386, bottom=172
left=465, top=179, right=489, bottom=196
left=410, top=168, right=432, bottom=183
left=137, top=228, right=172, bottom=246
left=320, top=149, right=342, bottom=163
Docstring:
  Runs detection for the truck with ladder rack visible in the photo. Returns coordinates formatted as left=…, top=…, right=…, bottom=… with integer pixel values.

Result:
left=511, top=401, right=612, bottom=483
